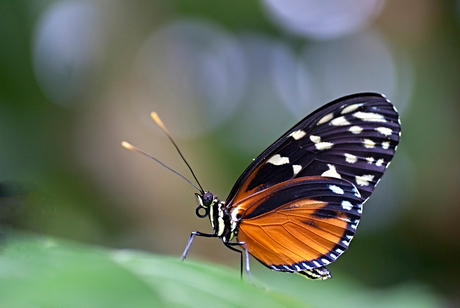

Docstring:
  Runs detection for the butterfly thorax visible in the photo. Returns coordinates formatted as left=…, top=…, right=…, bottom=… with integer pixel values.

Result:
left=195, top=192, right=238, bottom=243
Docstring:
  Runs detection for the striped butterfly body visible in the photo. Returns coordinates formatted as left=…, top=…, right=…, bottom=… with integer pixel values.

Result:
left=186, top=92, right=401, bottom=280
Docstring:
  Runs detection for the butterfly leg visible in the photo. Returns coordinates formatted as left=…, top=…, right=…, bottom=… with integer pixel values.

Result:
left=224, top=243, right=244, bottom=278
left=180, top=231, right=217, bottom=261
left=225, top=241, right=253, bottom=284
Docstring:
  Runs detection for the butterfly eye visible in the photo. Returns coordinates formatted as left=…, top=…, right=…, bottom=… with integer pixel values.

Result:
left=202, top=192, right=214, bottom=207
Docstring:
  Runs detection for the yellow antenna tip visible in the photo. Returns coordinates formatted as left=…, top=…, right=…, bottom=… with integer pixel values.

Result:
left=121, top=141, right=135, bottom=150
left=150, top=112, right=168, bottom=132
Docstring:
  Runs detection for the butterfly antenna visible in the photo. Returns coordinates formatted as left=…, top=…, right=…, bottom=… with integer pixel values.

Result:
left=122, top=141, right=203, bottom=193
left=150, top=112, right=205, bottom=194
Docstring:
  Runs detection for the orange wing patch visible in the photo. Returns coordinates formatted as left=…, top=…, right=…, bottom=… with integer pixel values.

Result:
left=238, top=199, right=350, bottom=269
left=227, top=163, right=266, bottom=206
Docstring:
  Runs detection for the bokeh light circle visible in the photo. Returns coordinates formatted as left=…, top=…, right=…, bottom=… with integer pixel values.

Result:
left=133, top=19, right=246, bottom=138
left=262, top=0, right=386, bottom=40
left=33, top=1, right=104, bottom=106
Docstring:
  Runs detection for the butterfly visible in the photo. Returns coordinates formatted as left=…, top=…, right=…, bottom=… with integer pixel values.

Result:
left=123, top=92, right=401, bottom=280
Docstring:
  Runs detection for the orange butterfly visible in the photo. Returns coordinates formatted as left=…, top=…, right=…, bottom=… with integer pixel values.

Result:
left=123, top=93, right=401, bottom=281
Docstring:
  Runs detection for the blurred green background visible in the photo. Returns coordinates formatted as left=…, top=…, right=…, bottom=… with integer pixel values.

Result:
left=1, top=0, right=459, bottom=306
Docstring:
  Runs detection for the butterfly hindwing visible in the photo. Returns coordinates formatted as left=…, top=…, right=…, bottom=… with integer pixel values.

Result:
left=235, top=176, right=362, bottom=277
left=225, top=93, right=401, bottom=206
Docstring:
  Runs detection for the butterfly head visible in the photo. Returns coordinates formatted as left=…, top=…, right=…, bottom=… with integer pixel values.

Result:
left=195, top=191, right=217, bottom=219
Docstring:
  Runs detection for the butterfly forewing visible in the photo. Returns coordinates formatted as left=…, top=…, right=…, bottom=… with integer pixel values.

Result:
left=226, top=93, right=401, bottom=205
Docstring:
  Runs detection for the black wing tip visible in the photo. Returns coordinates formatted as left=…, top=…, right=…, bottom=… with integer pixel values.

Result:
left=330, top=92, right=390, bottom=103
left=338, top=92, right=386, bottom=99
left=330, top=92, right=393, bottom=106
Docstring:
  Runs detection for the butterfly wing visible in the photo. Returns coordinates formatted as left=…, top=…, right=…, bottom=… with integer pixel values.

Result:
left=235, top=176, right=362, bottom=279
left=225, top=93, right=401, bottom=206
left=225, top=93, right=401, bottom=278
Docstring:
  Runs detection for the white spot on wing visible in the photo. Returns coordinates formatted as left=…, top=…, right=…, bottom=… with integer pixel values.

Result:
left=382, top=141, right=390, bottom=149
left=329, top=185, right=344, bottom=195
left=353, top=111, right=386, bottom=122
left=376, top=158, right=384, bottom=167
left=267, top=154, right=289, bottom=165
left=349, top=126, right=363, bottom=134
left=355, top=174, right=375, bottom=186
left=310, top=135, right=321, bottom=143
left=315, top=142, right=334, bottom=150
left=341, top=200, right=353, bottom=210
left=289, top=130, right=306, bottom=140
left=331, top=116, right=351, bottom=126
left=341, top=103, right=363, bottom=114
left=366, top=157, right=375, bottom=164
left=292, top=164, right=302, bottom=175
left=376, top=127, right=392, bottom=136
left=310, top=135, right=333, bottom=150
left=322, top=164, right=341, bottom=179
left=344, top=153, right=357, bottom=164
left=353, top=111, right=387, bottom=122
left=231, top=207, right=243, bottom=224
left=363, top=139, right=375, bottom=148
left=317, top=112, right=334, bottom=125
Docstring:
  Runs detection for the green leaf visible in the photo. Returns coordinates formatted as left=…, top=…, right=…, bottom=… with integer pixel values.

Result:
left=0, top=234, right=309, bottom=308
